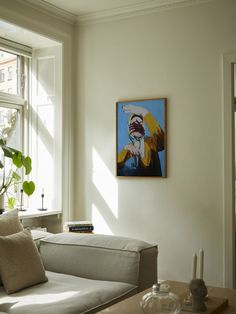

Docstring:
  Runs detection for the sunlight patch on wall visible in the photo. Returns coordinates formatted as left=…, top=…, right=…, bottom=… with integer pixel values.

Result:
left=30, top=73, right=55, bottom=209
left=92, top=204, right=113, bottom=235
left=92, top=148, right=118, bottom=218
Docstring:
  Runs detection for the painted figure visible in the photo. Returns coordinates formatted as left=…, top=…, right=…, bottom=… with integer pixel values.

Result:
left=117, top=104, right=164, bottom=176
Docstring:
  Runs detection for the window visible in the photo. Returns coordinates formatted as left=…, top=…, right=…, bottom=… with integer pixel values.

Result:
left=0, top=47, right=27, bottom=207
left=0, top=49, right=27, bottom=145
left=0, top=36, right=62, bottom=212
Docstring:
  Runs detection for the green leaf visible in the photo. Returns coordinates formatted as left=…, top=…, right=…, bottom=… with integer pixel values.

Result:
left=0, top=139, right=6, bottom=146
left=12, top=171, right=21, bottom=181
left=13, top=152, right=23, bottom=168
left=22, top=156, right=32, bottom=175
left=1, top=146, right=14, bottom=158
left=0, top=140, right=18, bottom=158
left=0, top=161, right=3, bottom=168
left=23, top=181, right=35, bottom=196
left=8, top=197, right=16, bottom=209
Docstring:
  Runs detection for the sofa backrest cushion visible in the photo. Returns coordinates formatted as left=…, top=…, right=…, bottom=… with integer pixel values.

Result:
left=40, top=233, right=158, bottom=291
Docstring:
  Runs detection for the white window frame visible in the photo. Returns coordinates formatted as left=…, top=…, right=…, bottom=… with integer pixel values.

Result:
left=0, top=47, right=30, bottom=150
left=0, top=42, right=31, bottom=207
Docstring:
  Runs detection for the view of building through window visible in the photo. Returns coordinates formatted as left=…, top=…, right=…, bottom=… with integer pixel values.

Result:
left=0, top=50, right=18, bottom=95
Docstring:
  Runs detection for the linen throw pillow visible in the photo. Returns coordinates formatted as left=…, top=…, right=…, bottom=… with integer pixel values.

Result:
left=0, top=229, right=48, bottom=294
left=0, top=209, right=23, bottom=236
left=0, top=209, right=23, bottom=286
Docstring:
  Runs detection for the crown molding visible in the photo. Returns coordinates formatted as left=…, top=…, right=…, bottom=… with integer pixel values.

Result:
left=13, top=0, right=215, bottom=26
left=77, top=0, right=215, bottom=25
left=15, top=0, right=77, bottom=25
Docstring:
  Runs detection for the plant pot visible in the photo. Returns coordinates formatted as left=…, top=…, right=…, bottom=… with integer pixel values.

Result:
left=0, top=194, right=5, bottom=214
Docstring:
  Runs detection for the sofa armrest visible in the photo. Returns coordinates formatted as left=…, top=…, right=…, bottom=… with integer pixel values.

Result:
left=39, top=233, right=157, bottom=292
left=31, top=229, right=53, bottom=248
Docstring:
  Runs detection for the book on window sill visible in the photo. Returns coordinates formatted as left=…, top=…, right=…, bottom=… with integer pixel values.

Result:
left=64, top=220, right=93, bottom=227
left=64, top=225, right=94, bottom=232
left=68, top=225, right=94, bottom=232
left=69, top=230, right=94, bottom=234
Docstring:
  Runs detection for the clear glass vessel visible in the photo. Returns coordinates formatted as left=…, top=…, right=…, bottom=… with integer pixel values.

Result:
left=140, top=283, right=181, bottom=314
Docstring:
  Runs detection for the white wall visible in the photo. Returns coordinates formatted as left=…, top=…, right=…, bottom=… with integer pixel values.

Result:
left=75, top=0, right=236, bottom=287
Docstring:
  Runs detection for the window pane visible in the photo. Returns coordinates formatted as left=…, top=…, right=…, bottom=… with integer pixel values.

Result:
left=0, top=106, right=22, bottom=202
left=0, top=51, right=18, bottom=95
left=0, top=106, right=21, bottom=149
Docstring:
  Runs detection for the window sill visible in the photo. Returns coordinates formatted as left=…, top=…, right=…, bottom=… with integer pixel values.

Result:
left=18, top=209, right=62, bottom=219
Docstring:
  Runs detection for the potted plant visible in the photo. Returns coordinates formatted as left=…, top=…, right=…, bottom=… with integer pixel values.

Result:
left=0, top=138, right=35, bottom=213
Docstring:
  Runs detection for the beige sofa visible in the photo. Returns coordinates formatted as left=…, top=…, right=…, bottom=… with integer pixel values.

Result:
left=0, top=231, right=158, bottom=314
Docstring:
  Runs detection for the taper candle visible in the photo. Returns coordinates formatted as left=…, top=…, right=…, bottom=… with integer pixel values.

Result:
left=199, top=248, right=204, bottom=279
left=192, top=253, right=197, bottom=279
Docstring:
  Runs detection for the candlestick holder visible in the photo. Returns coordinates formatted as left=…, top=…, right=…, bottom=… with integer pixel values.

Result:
left=38, top=193, right=47, bottom=211
left=18, top=189, right=26, bottom=211
left=189, top=279, right=207, bottom=312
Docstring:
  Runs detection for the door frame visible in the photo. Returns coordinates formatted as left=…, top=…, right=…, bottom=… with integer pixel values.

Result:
left=222, top=53, right=236, bottom=288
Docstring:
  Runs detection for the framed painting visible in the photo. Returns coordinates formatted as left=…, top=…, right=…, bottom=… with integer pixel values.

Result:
left=116, top=98, right=167, bottom=177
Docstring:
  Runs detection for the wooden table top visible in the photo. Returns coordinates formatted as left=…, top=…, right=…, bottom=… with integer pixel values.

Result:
left=98, top=281, right=236, bottom=314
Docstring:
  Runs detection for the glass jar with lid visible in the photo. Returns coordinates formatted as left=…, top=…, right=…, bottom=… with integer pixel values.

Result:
left=140, top=283, right=181, bottom=314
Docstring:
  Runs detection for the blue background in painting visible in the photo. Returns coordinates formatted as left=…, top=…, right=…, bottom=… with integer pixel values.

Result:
left=117, top=99, right=165, bottom=176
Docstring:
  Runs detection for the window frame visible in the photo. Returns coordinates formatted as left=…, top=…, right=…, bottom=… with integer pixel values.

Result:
left=0, top=45, right=30, bottom=152
left=0, top=45, right=29, bottom=207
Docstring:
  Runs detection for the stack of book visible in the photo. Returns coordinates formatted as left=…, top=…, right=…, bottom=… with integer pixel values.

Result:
left=64, top=221, right=94, bottom=233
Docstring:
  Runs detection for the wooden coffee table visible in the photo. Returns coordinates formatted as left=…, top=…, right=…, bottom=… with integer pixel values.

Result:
left=98, top=281, right=236, bottom=314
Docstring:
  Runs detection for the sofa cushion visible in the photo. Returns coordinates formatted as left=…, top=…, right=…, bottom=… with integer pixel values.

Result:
left=40, top=232, right=158, bottom=291
left=0, top=271, right=137, bottom=314
left=0, top=229, right=48, bottom=294
left=0, top=210, right=23, bottom=236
